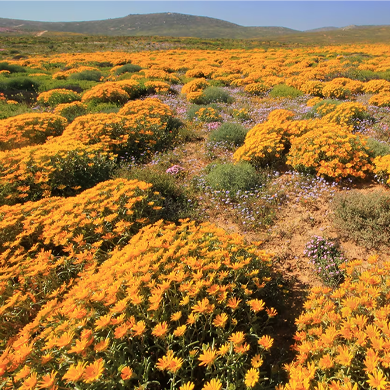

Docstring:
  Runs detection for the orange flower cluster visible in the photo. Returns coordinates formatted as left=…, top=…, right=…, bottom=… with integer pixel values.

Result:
left=373, top=155, right=390, bottom=186
left=0, top=220, right=276, bottom=389
left=0, top=113, right=67, bottom=151
left=321, top=102, right=369, bottom=130
left=0, top=140, right=116, bottom=204
left=233, top=109, right=313, bottom=167
left=283, top=255, right=390, bottom=390
left=369, top=93, right=390, bottom=108
left=81, top=82, right=130, bottom=105
left=52, top=66, right=100, bottom=80
left=0, top=178, right=164, bottom=341
left=58, top=98, right=176, bottom=159
left=287, top=122, right=372, bottom=180
left=244, top=83, right=269, bottom=96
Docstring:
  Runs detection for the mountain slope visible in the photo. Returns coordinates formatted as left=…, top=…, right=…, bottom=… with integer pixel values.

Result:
left=0, top=13, right=299, bottom=38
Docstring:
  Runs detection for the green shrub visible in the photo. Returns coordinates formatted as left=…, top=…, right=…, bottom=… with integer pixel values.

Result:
left=199, top=86, right=233, bottom=104
left=114, top=63, right=142, bottom=75
left=53, top=101, right=88, bottom=122
left=332, top=190, right=390, bottom=250
left=0, top=62, right=26, bottom=73
left=0, top=77, right=40, bottom=92
left=37, top=79, right=97, bottom=93
left=269, top=84, right=304, bottom=99
left=87, top=102, right=120, bottom=113
left=0, top=101, right=32, bottom=119
left=366, top=137, right=390, bottom=158
left=205, top=161, right=264, bottom=198
left=69, top=69, right=103, bottom=82
left=208, top=122, right=247, bottom=148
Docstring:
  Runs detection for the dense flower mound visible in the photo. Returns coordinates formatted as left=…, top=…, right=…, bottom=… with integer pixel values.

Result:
left=81, top=82, right=130, bottom=105
left=0, top=178, right=164, bottom=341
left=369, top=93, right=390, bottom=108
left=233, top=110, right=314, bottom=167
left=181, top=78, right=210, bottom=103
left=322, top=78, right=363, bottom=99
left=0, top=141, right=116, bottom=205
left=300, top=81, right=324, bottom=97
left=282, top=255, right=390, bottom=390
left=244, top=83, right=269, bottom=96
left=363, top=79, right=390, bottom=94
left=0, top=113, right=67, bottom=151
left=144, top=80, right=171, bottom=94
left=141, top=69, right=180, bottom=83
left=286, top=122, right=372, bottom=180
left=0, top=219, right=277, bottom=390
left=52, top=66, right=101, bottom=80
left=373, top=155, right=390, bottom=186
left=321, top=102, right=369, bottom=130
left=36, top=89, right=81, bottom=107
left=61, top=99, right=176, bottom=159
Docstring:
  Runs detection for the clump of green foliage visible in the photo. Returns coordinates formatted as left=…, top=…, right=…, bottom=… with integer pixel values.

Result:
left=332, top=190, right=390, bottom=250
left=208, top=122, right=247, bottom=148
left=205, top=161, right=264, bottom=198
left=269, top=84, right=304, bottom=99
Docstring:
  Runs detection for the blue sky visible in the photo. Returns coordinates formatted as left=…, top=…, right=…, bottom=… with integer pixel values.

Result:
left=1, top=1, right=390, bottom=31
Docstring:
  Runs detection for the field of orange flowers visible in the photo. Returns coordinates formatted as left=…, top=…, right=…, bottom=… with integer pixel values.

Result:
left=0, top=43, right=390, bottom=390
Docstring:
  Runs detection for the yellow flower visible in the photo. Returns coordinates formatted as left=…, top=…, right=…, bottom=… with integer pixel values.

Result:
left=245, top=368, right=259, bottom=387
left=202, top=378, right=222, bottom=390
left=251, top=354, right=263, bottom=368
left=213, top=313, right=228, bottom=328
left=120, top=366, right=133, bottom=380
left=198, top=348, right=217, bottom=367
left=83, top=358, right=105, bottom=383
left=367, top=369, right=388, bottom=390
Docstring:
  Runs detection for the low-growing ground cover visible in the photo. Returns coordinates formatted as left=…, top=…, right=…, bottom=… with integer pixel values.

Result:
left=0, top=42, right=390, bottom=389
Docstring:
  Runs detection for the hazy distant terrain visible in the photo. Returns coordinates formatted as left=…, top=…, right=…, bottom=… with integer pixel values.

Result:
left=0, top=12, right=390, bottom=45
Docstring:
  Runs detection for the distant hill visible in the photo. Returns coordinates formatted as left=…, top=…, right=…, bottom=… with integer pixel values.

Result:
left=0, top=13, right=389, bottom=44
left=0, top=13, right=299, bottom=39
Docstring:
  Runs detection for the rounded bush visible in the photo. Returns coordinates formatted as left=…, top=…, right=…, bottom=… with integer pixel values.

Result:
left=208, top=122, right=247, bottom=147
left=269, top=84, right=304, bottom=99
left=53, top=101, right=88, bottom=122
left=283, top=255, right=390, bottom=390
left=81, top=82, right=129, bottom=105
left=0, top=113, right=67, bottom=150
left=287, top=122, right=373, bottom=180
left=244, top=83, right=269, bottom=96
left=369, top=93, right=390, bottom=107
left=234, top=110, right=313, bottom=168
left=69, top=69, right=103, bottom=82
left=2, top=220, right=277, bottom=390
left=0, top=178, right=164, bottom=340
left=0, top=141, right=117, bottom=205
left=36, top=88, right=81, bottom=107
left=113, top=63, right=142, bottom=75
left=205, top=161, right=263, bottom=197
left=199, top=86, right=233, bottom=104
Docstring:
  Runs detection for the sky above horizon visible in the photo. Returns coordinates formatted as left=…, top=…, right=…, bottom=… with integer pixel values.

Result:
left=1, top=1, right=390, bottom=31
